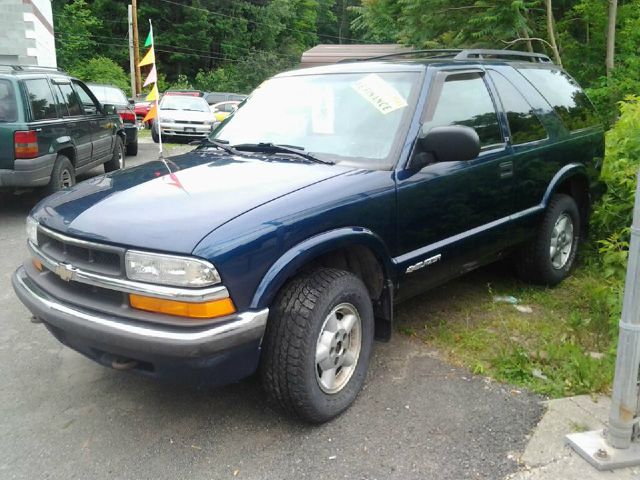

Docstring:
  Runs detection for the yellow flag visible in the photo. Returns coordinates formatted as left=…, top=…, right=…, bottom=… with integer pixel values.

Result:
left=143, top=105, right=157, bottom=123
left=146, top=84, right=159, bottom=102
left=139, top=48, right=155, bottom=67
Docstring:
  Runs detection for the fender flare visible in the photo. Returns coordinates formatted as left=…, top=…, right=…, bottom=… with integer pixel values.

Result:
left=249, top=227, right=395, bottom=309
left=541, top=162, right=588, bottom=208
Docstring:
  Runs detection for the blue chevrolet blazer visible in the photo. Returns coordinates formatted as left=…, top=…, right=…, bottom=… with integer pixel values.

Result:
left=13, top=49, right=604, bottom=423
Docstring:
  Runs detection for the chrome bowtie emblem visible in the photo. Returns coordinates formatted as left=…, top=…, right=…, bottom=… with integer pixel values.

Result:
left=55, top=263, right=74, bottom=282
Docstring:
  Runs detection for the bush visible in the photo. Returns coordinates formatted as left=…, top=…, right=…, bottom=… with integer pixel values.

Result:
left=591, top=96, right=640, bottom=279
left=70, top=57, right=130, bottom=93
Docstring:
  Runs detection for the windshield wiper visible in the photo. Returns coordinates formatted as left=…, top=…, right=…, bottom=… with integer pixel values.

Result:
left=231, top=142, right=334, bottom=165
left=195, top=138, right=241, bottom=156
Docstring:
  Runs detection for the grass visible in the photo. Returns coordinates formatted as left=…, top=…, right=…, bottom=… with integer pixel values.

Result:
left=395, top=260, right=620, bottom=398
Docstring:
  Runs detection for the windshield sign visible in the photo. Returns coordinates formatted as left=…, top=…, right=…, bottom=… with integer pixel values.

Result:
left=212, top=71, right=420, bottom=169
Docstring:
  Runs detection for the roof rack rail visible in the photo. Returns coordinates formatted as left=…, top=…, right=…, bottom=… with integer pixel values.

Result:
left=0, top=64, right=67, bottom=73
left=453, top=49, right=553, bottom=63
left=346, top=49, right=462, bottom=62
left=342, top=48, right=553, bottom=64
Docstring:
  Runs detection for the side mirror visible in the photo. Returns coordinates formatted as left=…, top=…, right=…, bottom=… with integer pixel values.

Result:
left=102, top=104, right=117, bottom=115
left=413, top=125, right=480, bottom=169
left=128, top=98, right=135, bottom=105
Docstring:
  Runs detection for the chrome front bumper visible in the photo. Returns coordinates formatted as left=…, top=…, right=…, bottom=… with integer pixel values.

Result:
left=12, top=266, right=269, bottom=358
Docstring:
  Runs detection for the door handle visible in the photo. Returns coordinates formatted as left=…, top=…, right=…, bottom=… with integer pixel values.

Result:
left=498, top=161, right=513, bottom=179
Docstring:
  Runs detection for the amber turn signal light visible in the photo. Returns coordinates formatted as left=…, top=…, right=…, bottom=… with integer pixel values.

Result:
left=129, top=294, right=236, bottom=319
left=33, top=259, right=43, bottom=271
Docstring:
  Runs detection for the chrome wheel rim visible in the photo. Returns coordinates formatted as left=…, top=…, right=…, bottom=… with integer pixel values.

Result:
left=60, top=169, right=73, bottom=188
left=315, top=303, right=362, bottom=394
left=550, top=213, right=574, bottom=269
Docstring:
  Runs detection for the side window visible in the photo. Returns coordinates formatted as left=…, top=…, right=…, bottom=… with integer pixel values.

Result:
left=424, top=72, right=503, bottom=148
left=518, top=68, right=598, bottom=131
left=24, top=78, right=58, bottom=121
left=72, top=81, right=99, bottom=115
left=488, top=71, right=547, bottom=145
left=56, top=83, right=82, bottom=116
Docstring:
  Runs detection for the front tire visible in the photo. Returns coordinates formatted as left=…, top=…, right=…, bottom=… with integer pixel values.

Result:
left=517, top=193, right=580, bottom=285
left=261, top=268, right=374, bottom=423
left=104, top=136, right=125, bottom=173
left=126, top=139, right=138, bottom=156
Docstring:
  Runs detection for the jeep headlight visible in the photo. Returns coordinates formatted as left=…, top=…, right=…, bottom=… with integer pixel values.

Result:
left=125, top=250, right=220, bottom=287
left=26, top=217, right=38, bottom=246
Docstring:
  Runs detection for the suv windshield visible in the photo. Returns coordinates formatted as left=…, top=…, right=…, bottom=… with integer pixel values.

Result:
left=0, top=79, right=18, bottom=122
left=160, top=96, right=209, bottom=112
left=89, top=85, right=127, bottom=105
left=211, top=71, right=420, bottom=169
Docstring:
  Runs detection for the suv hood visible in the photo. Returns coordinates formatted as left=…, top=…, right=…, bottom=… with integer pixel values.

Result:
left=31, top=151, right=354, bottom=253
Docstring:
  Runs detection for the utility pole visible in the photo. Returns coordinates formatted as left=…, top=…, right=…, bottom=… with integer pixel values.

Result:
left=127, top=5, right=136, bottom=99
left=132, top=0, right=141, bottom=95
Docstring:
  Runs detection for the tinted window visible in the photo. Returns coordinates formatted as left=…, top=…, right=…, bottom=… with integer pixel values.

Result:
left=0, top=79, right=18, bottom=122
left=519, top=68, right=598, bottom=131
left=24, top=78, right=57, bottom=121
left=425, top=73, right=502, bottom=147
left=488, top=71, right=547, bottom=145
left=56, top=83, right=82, bottom=116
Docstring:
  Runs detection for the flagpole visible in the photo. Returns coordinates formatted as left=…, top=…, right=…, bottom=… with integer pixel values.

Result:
left=149, top=20, right=163, bottom=159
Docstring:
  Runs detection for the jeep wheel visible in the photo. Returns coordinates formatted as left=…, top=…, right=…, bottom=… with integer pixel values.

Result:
left=126, top=139, right=138, bottom=156
left=45, top=155, right=75, bottom=194
left=517, top=193, right=580, bottom=285
left=261, top=268, right=374, bottom=423
left=104, top=136, right=125, bottom=173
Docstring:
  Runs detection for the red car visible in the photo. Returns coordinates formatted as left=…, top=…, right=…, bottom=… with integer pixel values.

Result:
left=134, top=94, right=153, bottom=128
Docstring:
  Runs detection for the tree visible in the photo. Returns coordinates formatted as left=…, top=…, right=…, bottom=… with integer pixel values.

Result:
left=54, top=0, right=102, bottom=70
left=69, top=57, right=130, bottom=90
left=544, top=0, right=562, bottom=66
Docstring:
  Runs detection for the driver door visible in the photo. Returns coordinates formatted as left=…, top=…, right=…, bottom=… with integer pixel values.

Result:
left=395, top=69, right=515, bottom=299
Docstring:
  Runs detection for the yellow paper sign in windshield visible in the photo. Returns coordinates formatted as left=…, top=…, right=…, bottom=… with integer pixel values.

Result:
left=352, top=74, right=408, bottom=115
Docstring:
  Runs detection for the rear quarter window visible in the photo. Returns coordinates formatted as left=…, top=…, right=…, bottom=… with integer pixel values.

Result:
left=0, top=79, right=18, bottom=122
left=518, top=68, right=598, bottom=132
left=24, top=78, right=58, bottom=121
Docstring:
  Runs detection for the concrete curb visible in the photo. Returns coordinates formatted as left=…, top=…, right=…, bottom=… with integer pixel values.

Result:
left=507, top=395, right=640, bottom=479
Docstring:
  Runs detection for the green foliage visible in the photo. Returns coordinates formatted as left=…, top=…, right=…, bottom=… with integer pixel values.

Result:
left=55, top=0, right=102, bottom=71
left=69, top=56, right=129, bottom=91
left=591, top=96, right=640, bottom=279
left=169, top=74, right=193, bottom=90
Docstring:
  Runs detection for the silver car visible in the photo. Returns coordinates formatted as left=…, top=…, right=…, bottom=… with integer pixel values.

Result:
left=152, top=95, right=216, bottom=142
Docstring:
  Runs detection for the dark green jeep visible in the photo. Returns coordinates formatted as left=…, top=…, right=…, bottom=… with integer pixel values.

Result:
left=0, top=65, right=126, bottom=193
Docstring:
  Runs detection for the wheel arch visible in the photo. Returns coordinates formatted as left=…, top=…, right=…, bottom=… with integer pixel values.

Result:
left=250, top=228, right=396, bottom=340
left=543, top=163, right=590, bottom=236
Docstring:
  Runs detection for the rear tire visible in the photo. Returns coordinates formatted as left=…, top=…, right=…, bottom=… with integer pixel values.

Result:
left=261, top=268, right=374, bottom=423
left=45, top=155, right=75, bottom=194
left=126, top=140, right=138, bottom=156
left=516, top=194, right=580, bottom=285
left=104, top=136, right=125, bottom=173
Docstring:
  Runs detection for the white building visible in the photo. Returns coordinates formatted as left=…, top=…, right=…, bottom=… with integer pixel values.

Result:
left=0, top=0, right=56, bottom=67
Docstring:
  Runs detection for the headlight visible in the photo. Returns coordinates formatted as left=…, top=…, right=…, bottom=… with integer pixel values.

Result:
left=160, top=116, right=174, bottom=123
left=204, top=119, right=215, bottom=125
left=125, top=250, right=220, bottom=287
left=26, top=217, right=38, bottom=246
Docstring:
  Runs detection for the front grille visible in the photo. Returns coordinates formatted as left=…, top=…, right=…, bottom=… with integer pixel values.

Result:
left=37, top=227, right=125, bottom=277
left=174, top=120, right=205, bottom=125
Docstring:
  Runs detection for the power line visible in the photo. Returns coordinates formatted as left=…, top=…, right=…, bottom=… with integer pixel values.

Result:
left=158, top=0, right=374, bottom=45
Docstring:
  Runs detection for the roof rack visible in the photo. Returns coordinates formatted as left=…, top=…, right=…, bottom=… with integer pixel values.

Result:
left=453, top=49, right=552, bottom=63
left=0, top=64, right=67, bottom=73
left=348, top=49, right=462, bottom=62
left=347, top=48, right=553, bottom=64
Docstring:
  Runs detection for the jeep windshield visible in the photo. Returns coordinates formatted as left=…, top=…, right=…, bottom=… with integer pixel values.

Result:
left=211, top=71, right=421, bottom=169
